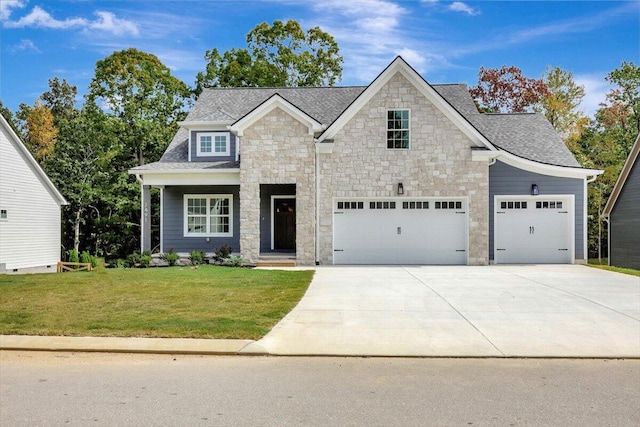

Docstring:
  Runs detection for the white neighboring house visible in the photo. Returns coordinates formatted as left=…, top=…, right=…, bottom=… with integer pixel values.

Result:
left=0, top=115, right=67, bottom=274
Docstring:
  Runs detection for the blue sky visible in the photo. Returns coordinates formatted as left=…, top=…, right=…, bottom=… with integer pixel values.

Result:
left=1, top=1, right=638, bottom=117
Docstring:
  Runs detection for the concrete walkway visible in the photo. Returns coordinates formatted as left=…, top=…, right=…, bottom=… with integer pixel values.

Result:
left=2, top=265, right=638, bottom=358
left=245, top=265, right=640, bottom=357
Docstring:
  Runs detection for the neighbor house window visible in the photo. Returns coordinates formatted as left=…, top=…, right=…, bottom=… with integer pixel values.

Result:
left=184, top=195, right=233, bottom=236
left=0, top=209, right=6, bottom=220
left=197, top=132, right=230, bottom=157
left=387, top=109, right=410, bottom=149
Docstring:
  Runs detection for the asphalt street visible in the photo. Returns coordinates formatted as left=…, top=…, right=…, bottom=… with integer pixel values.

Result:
left=1, top=351, right=639, bottom=426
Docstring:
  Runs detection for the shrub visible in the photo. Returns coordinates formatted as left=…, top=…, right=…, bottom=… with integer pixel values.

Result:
left=140, top=254, right=152, bottom=268
left=189, top=250, right=205, bottom=266
left=215, top=244, right=233, bottom=259
left=115, top=259, right=126, bottom=269
left=161, top=249, right=179, bottom=266
left=125, top=253, right=140, bottom=268
left=80, top=251, right=98, bottom=268
left=68, top=249, right=79, bottom=263
left=222, top=255, right=244, bottom=267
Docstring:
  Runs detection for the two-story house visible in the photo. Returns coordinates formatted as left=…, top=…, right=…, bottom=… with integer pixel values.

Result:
left=130, top=57, right=602, bottom=266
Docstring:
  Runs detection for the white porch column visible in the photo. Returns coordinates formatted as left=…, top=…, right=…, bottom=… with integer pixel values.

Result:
left=141, top=184, right=151, bottom=253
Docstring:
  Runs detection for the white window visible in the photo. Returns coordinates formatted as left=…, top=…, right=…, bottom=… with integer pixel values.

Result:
left=387, top=109, right=410, bottom=149
left=197, top=132, right=230, bottom=157
left=0, top=209, right=7, bottom=220
left=184, top=195, right=233, bottom=237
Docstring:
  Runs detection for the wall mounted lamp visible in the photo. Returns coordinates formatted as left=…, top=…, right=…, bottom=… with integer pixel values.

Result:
left=397, top=182, right=404, bottom=195
left=531, top=184, right=539, bottom=196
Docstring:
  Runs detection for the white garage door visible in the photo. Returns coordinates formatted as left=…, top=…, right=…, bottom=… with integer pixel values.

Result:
left=333, top=199, right=467, bottom=265
left=494, top=197, right=573, bottom=264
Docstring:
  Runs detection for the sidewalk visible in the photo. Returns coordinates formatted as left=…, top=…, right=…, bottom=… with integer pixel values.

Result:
left=0, top=335, right=264, bottom=356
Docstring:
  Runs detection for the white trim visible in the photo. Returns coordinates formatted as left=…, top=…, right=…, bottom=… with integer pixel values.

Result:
left=196, top=131, right=230, bottom=157
left=131, top=168, right=240, bottom=175
left=0, top=115, right=67, bottom=206
left=317, top=57, right=495, bottom=152
left=140, top=184, right=145, bottom=252
left=230, top=94, right=323, bottom=137
left=178, top=120, right=233, bottom=130
left=188, top=129, right=192, bottom=162
left=183, top=194, right=233, bottom=237
left=137, top=172, right=240, bottom=187
left=583, top=178, right=588, bottom=261
left=497, top=152, right=602, bottom=179
left=386, top=108, right=411, bottom=150
left=270, top=195, right=296, bottom=250
left=493, top=194, right=575, bottom=264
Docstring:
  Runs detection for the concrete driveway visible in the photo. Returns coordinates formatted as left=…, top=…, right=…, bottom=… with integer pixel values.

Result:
left=248, top=265, right=640, bottom=357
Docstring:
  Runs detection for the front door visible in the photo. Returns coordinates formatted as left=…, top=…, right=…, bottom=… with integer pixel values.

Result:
left=274, top=198, right=296, bottom=250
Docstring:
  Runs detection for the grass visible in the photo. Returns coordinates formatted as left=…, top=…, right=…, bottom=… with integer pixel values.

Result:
left=587, top=259, right=640, bottom=277
left=0, top=265, right=314, bottom=339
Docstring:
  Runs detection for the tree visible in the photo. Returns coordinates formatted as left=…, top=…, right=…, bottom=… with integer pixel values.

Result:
left=470, top=65, right=549, bottom=113
left=540, top=66, right=586, bottom=140
left=87, top=48, right=192, bottom=166
left=45, top=105, right=114, bottom=254
left=0, top=100, right=21, bottom=137
left=604, top=61, right=640, bottom=138
left=16, top=102, right=58, bottom=164
left=40, top=77, right=78, bottom=125
left=195, top=20, right=343, bottom=94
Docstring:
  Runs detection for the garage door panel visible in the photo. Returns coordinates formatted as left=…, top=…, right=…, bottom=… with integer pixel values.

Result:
left=495, top=197, right=572, bottom=264
left=333, top=199, right=467, bottom=265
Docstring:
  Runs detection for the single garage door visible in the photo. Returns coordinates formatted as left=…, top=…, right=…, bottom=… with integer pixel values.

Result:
left=494, top=196, right=573, bottom=264
left=333, top=198, right=467, bottom=265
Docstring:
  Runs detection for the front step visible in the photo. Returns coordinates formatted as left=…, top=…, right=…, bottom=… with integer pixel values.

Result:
left=256, top=259, right=297, bottom=267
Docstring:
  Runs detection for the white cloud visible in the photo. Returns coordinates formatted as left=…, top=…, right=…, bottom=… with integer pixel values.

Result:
left=10, top=39, right=41, bottom=53
left=448, top=2, right=480, bottom=16
left=87, top=11, right=139, bottom=37
left=0, top=0, right=26, bottom=20
left=574, top=73, right=612, bottom=118
left=2, top=5, right=138, bottom=37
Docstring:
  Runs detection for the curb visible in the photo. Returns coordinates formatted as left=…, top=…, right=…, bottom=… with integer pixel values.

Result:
left=0, top=335, right=265, bottom=356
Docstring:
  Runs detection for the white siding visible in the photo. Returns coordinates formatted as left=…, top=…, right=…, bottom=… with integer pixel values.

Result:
left=0, top=124, right=62, bottom=272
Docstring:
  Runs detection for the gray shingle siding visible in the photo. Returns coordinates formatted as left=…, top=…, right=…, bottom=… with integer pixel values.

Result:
left=610, top=159, right=640, bottom=269
left=489, top=161, right=584, bottom=260
left=162, top=185, right=240, bottom=254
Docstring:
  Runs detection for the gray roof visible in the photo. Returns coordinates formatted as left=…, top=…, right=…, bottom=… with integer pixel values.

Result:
left=146, top=82, right=581, bottom=170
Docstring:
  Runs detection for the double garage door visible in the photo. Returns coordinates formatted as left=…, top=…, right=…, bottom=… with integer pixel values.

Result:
left=494, top=196, right=573, bottom=264
left=333, top=198, right=467, bottom=265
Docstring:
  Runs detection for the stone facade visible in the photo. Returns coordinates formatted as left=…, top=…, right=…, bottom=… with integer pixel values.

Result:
left=317, top=72, right=489, bottom=265
left=240, top=108, right=316, bottom=265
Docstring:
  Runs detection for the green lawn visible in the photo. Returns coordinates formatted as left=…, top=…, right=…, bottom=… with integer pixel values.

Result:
left=587, top=259, right=640, bottom=277
left=0, top=265, right=314, bottom=339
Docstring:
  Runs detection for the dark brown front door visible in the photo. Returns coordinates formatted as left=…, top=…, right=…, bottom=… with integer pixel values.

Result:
left=274, top=198, right=296, bottom=250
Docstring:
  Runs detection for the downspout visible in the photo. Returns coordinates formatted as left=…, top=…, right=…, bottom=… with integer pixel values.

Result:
left=315, top=142, right=320, bottom=265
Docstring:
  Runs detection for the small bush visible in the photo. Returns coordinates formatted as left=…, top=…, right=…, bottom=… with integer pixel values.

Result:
left=80, top=251, right=98, bottom=268
left=115, top=259, right=126, bottom=269
left=68, top=249, right=79, bottom=263
left=222, top=255, right=244, bottom=267
left=189, top=250, right=205, bottom=266
left=161, top=249, right=179, bottom=266
left=215, top=244, right=233, bottom=259
left=140, top=254, right=152, bottom=268
left=125, top=253, right=140, bottom=268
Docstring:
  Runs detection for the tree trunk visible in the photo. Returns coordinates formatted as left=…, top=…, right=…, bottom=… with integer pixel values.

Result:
left=74, top=209, right=81, bottom=253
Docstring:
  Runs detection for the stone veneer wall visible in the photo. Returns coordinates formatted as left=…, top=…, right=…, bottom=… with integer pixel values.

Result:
left=317, top=72, right=489, bottom=265
left=240, top=108, right=316, bottom=265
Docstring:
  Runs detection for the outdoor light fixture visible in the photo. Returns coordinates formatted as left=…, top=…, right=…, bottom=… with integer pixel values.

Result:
left=531, top=184, right=539, bottom=196
left=397, top=182, right=404, bottom=195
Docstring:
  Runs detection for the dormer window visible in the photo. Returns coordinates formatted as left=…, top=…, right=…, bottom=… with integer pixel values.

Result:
left=387, top=109, right=410, bottom=149
left=197, top=132, right=230, bottom=157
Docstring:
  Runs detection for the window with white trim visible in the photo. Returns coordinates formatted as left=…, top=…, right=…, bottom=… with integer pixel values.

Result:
left=0, top=209, right=7, bottom=220
left=387, top=110, right=410, bottom=149
left=184, top=195, right=233, bottom=236
left=197, top=132, right=230, bottom=157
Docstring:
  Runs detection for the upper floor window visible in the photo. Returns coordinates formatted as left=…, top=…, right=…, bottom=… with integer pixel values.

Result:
left=197, top=132, right=230, bottom=157
left=387, top=110, right=410, bottom=149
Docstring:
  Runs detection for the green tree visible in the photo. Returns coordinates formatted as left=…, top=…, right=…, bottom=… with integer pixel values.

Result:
left=0, top=100, right=21, bottom=137
left=87, top=48, right=192, bottom=166
left=45, top=105, right=115, bottom=254
left=605, top=61, right=640, bottom=136
left=195, top=20, right=343, bottom=94
left=540, top=66, right=586, bottom=140
left=40, top=77, right=78, bottom=125
left=470, top=65, right=550, bottom=113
